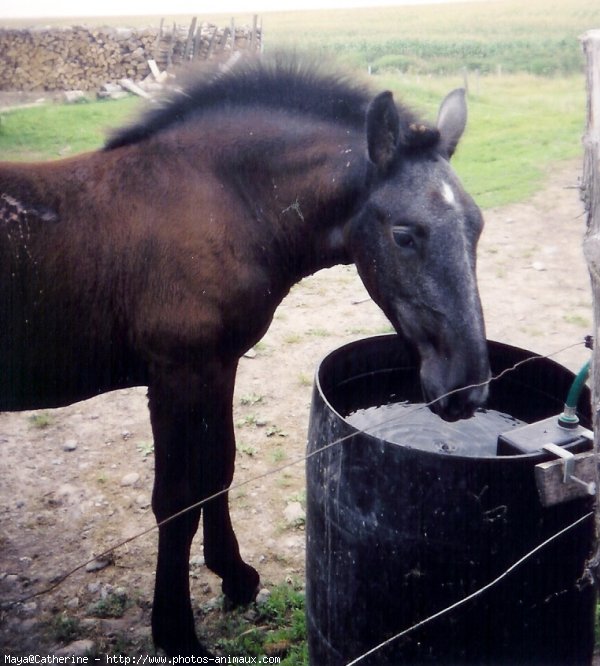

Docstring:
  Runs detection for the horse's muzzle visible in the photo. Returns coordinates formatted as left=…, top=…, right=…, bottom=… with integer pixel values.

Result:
left=419, top=346, right=491, bottom=422
left=427, top=381, right=490, bottom=422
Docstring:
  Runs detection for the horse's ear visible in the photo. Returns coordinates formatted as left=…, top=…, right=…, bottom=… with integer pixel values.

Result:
left=436, top=88, right=467, bottom=159
left=366, top=91, right=400, bottom=171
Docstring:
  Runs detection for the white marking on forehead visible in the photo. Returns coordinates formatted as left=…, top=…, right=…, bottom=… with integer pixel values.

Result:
left=442, top=181, right=457, bottom=207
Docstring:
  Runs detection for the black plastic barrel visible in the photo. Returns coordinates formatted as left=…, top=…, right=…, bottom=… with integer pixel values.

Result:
left=306, top=335, right=595, bottom=666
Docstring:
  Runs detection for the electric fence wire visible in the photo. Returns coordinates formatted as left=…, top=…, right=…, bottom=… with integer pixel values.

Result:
left=3, top=340, right=594, bottom=664
left=345, top=509, right=594, bottom=665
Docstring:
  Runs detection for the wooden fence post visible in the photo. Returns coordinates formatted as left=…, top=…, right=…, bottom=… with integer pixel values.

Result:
left=251, top=14, right=258, bottom=51
left=183, top=16, right=197, bottom=61
left=581, top=29, right=600, bottom=576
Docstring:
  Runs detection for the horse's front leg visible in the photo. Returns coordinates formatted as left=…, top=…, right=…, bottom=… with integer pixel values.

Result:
left=202, top=432, right=260, bottom=606
left=148, top=359, right=257, bottom=656
left=148, top=365, right=206, bottom=656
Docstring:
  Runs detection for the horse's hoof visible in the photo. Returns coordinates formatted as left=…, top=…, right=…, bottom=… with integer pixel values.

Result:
left=153, top=621, right=212, bottom=658
left=155, top=640, right=213, bottom=659
left=222, top=562, right=260, bottom=606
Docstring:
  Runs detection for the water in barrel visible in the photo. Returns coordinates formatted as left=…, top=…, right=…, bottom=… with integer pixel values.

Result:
left=347, top=403, right=525, bottom=457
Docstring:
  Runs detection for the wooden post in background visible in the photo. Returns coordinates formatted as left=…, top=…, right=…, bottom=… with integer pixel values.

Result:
left=183, top=17, right=197, bottom=61
left=251, top=14, right=258, bottom=51
left=581, top=29, right=600, bottom=576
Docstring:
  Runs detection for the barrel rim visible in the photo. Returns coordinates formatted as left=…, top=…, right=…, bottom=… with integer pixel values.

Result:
left=311, top=334, right=589, bottom=463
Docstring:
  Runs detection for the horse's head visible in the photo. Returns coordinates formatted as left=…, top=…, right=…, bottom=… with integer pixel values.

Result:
left=346, top=88, right=490, bottom=421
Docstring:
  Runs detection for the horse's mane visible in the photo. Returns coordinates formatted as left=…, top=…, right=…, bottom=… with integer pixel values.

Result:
left=104, top=54, right=417, bottom=151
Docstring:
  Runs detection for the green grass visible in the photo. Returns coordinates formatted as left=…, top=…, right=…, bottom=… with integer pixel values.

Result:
left=458, top=77, right=585, bottom=207
left=382, top=73, right=585, bottom=208
left=212, top=583, right=307, bottom=665
left=0, top=72, right=585, bottom=209
left=0, top=96, right=139, bottom=160
left=1, top=0, right=591, bottom=208
left=47, top=613, right=82, bottom=644
left=87, top=590, right=129, bottom=619
left=28, top=411, right=53, bottom=428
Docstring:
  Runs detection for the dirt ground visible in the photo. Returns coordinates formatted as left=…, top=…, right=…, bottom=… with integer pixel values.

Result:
left=0, top=159, right=595, bottom=657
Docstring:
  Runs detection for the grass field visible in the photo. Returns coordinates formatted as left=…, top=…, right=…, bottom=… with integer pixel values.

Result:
left=391, top=73, right=586, bottom=208
left=0, top=97, right=139, bottom=161
left=0, top=71, right=585, bottom=209
left=0, top=0, right=594, bottom=207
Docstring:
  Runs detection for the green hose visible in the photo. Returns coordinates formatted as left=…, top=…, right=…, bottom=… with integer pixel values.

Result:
left=558, top=359, right=591, bottom=428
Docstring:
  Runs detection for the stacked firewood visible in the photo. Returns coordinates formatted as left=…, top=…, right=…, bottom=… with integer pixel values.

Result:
left=0, top=19, right=262, bottom=91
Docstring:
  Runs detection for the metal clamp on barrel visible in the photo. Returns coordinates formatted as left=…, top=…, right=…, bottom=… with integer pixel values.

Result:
left=535, top=440, right=596, bottom=507
left=543, top=443, right=596, bottom=493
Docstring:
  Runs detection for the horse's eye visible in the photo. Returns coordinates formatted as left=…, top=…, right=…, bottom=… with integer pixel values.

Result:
left=392, top=228, right=416, bottom=250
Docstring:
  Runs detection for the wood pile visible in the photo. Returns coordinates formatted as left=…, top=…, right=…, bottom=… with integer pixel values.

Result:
left=0, top=18, right=262, bottom=92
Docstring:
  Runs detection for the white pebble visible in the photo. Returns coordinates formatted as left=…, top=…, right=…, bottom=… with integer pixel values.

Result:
left=121, top=472, right=140, bottom=487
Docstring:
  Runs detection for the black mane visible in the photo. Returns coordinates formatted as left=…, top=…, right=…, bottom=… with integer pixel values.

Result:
left=105, top=54, right=418, bottom=151
left=105, top=55, right=372, bottom=151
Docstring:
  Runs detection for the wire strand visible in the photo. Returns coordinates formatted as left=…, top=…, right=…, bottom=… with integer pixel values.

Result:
left=345, top=510, right=594, bottom=666
left=3, top=339, right=588, bottom=608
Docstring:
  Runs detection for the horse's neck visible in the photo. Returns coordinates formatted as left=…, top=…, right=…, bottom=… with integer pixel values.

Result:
left=214, top=115, right=365, bottom=282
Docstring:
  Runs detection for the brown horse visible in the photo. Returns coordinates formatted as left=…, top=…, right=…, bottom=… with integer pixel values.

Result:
left=0, top=55, right=490, bottom=656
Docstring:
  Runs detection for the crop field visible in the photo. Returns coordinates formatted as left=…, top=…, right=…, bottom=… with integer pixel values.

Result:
left=262, top=0, right=600, bottom=75
left=3, top=0, right=599, bottom=76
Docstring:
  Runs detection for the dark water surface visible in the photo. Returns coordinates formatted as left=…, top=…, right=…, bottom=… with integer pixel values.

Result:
left=346, top=402, right=527, bottom=457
